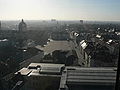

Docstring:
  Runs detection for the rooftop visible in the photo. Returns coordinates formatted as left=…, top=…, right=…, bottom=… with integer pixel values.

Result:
left=60, top=67, right=117, bottom=89
left=16, top=63, right=65, bottom=76
left=36, top=40, right=74, bottom=54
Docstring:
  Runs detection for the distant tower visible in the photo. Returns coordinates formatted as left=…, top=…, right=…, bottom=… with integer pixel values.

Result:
left=18, top=19, right=27, bottom=31
left=80, top=20, right=83, bottom=24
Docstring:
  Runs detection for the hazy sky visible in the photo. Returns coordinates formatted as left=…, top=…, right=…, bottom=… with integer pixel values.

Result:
left=0, top=0, right=120, bottom=21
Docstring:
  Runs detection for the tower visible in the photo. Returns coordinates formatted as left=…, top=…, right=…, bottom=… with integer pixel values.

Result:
left=18, top=19, right=27, bottom=31
left=18, top=19, right=27, bottom=47
left=80, top=20, right=83, bottom=24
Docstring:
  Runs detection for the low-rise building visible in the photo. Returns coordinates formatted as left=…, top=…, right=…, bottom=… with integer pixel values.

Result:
left=14, top=63, right=117, bottom=90
left=16, top=63, right=65, bottom=90
left=59, top=67, right=116, bottom=90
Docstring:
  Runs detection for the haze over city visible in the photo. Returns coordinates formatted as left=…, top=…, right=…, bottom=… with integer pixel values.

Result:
left=0, top=0, right=120, bottom=90
left=0, top=0, right=120, bottom=21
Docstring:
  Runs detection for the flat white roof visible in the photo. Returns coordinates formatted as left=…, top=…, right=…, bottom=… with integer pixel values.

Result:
left=28, top=63, right=64, bottom=68
left=16, top=63, right=65, bottom=76
left=15, top=68, right=32, bottom=76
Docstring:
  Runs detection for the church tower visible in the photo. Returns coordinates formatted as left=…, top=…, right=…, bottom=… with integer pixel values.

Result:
left=18, top=19, right=27, bottom=31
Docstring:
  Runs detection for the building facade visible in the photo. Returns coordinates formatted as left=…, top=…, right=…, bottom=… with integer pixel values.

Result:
left=16, top=63, right=65, bottom=90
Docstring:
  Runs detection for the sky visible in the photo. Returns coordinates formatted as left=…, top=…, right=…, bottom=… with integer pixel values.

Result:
left=0, top=0, right=120, bottom=21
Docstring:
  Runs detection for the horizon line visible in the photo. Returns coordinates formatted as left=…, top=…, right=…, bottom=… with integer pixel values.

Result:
left=0, top=19, right=120, bottom=22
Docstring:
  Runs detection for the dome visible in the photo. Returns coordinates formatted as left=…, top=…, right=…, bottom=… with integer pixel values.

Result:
left=18, top=19, right=27, bottom=31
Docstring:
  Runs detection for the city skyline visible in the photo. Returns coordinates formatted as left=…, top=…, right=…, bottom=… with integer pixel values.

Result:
left=0, top=0, right=120, bottom=21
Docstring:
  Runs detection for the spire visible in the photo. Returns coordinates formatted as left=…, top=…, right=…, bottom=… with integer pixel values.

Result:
left=22, top=19, right=24, bottom=22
